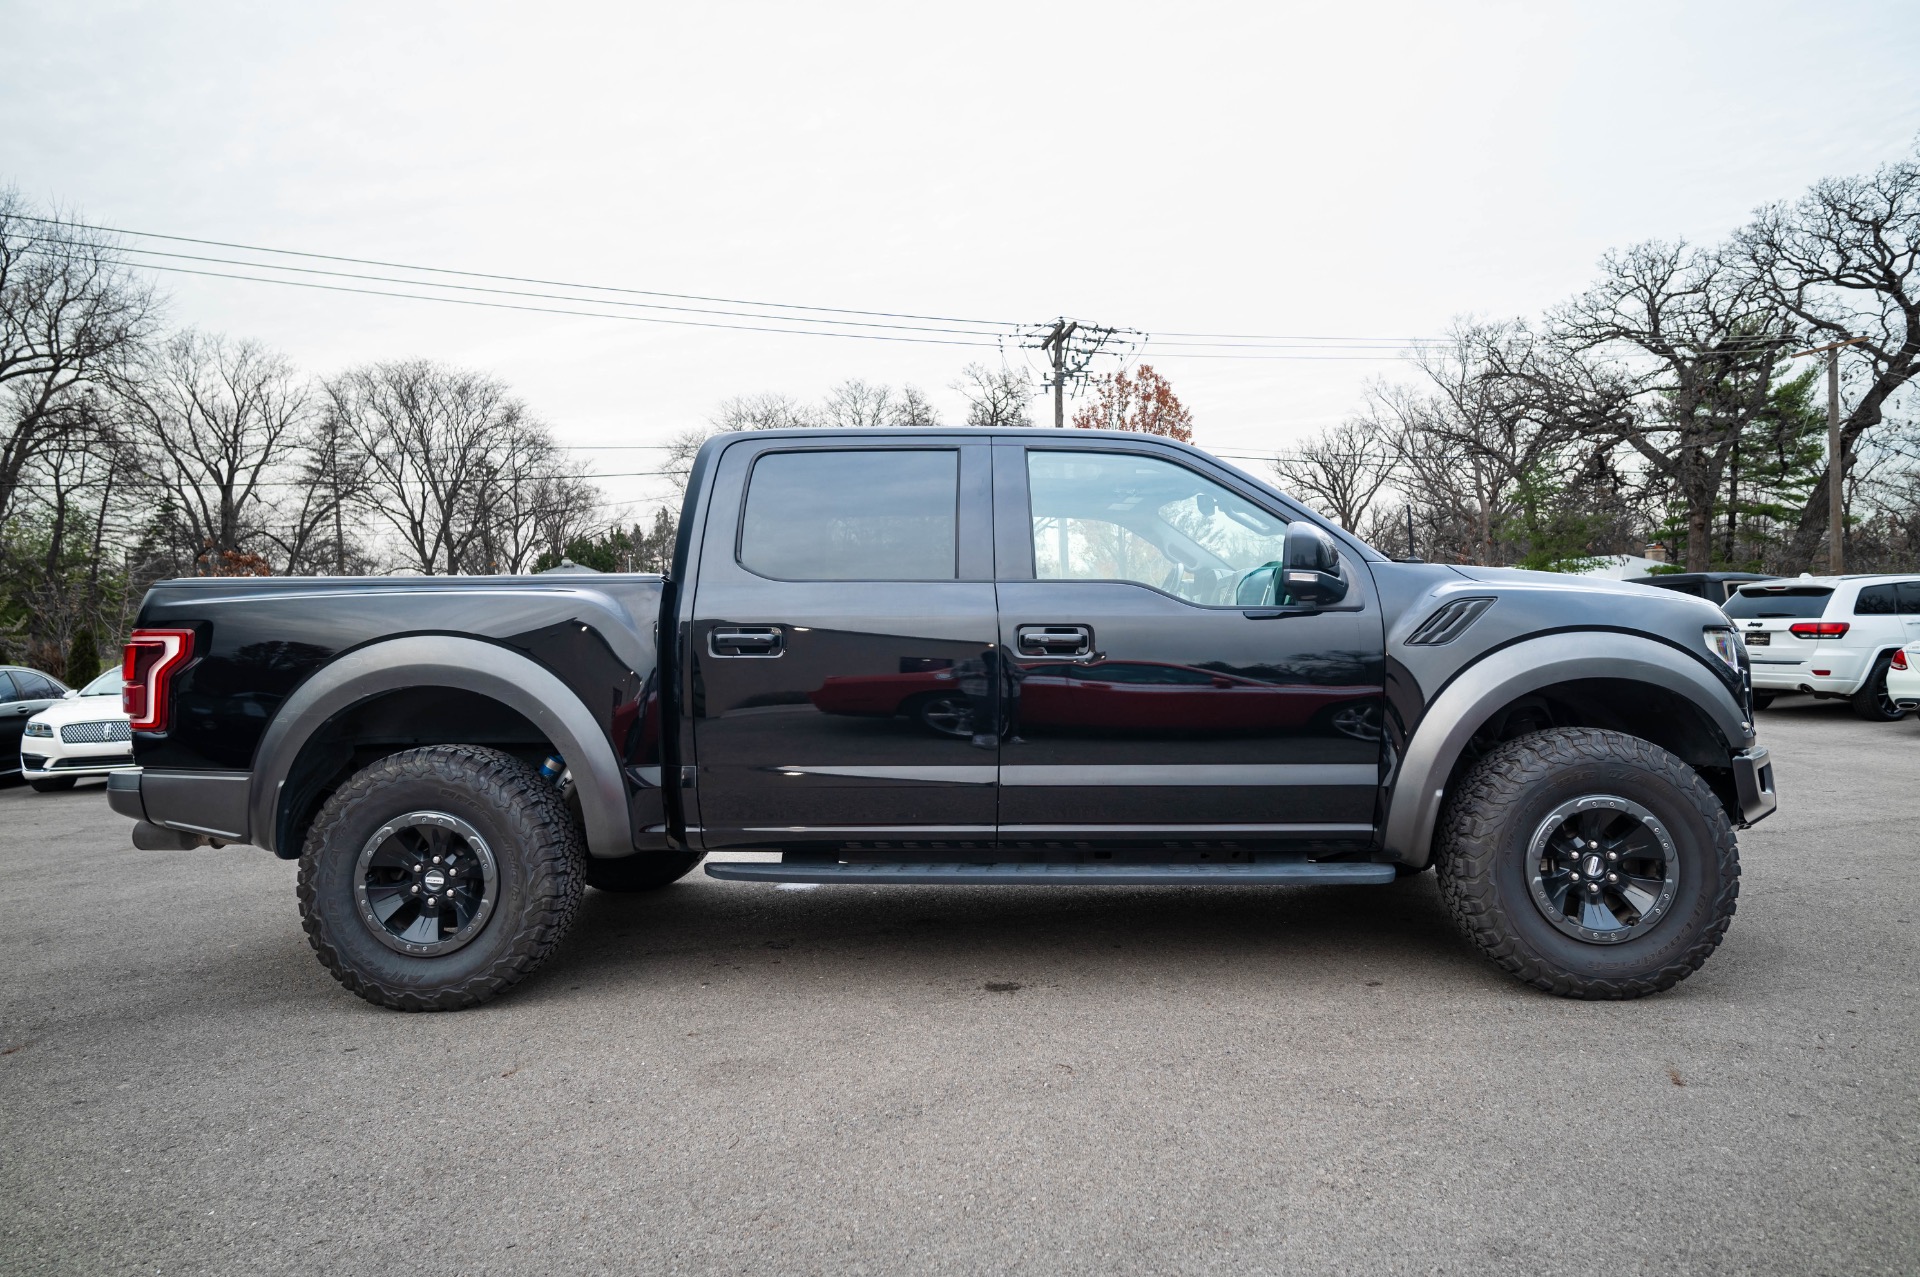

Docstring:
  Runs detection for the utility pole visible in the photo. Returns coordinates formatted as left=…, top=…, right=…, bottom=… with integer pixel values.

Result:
left=1791, top=335, right=1867, bottom=574
left=1024, top=319, right=1138, bottom=429
left=1039, top=320, right=1077, bottom=428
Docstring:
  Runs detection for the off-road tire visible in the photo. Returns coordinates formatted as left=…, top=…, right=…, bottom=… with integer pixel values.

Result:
left=1749, top=692, right=1776, bottom=711
left=1434, top=727, right=1739, bottom=1000
left=28, top=776, right=76, bottom=792
left=297, top=745, right=586, bottom=1011
left=1850, top=653, right=1906, bottom=722
left=584, top=850, right=705, bottom=892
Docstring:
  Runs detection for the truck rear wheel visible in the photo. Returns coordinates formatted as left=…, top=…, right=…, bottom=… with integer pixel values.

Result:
left=297, top=745, right=586, bottom=1011
left=1434, top=727, right=1739, bottom=999
left=584, top=850, right=705, bottom=892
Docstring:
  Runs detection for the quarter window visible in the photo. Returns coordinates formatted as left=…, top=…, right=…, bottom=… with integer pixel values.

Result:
left=1025, top=451, right=1290, bottom=607
left=1898, top=582, right=1920, bottom=615
left=739, top=449, right=959, bottom=581
left=1855, top=585, right=1897, bottom=615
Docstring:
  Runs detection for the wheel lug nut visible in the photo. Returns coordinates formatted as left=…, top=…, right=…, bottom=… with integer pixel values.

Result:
left=411, top=885, right=420, bottom=894
left=433, top=856, right=442, bottom=864
left=1607, top=873, right=1619, bottom=883
left=1606, top=851, right=1618, bottom=862
left=1587, top=884, right=1599, bottom=894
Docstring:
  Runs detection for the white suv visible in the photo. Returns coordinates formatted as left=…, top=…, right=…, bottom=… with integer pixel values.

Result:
left=1727, top=575, right=1920, bottom=720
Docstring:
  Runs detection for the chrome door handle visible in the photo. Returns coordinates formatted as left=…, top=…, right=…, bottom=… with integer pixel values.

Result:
left=709, top=626, right=785, bottom=657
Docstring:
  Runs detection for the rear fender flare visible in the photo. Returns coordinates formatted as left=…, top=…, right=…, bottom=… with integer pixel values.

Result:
left=1383, top=631, right=1749, bottom=867
left=250, top=635, right=630, bottom=859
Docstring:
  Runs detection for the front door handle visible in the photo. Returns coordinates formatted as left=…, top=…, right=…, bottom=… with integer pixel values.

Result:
left=709, top=626, right=785, bottom=657
left=1017, top=624, right=1093, bottom=657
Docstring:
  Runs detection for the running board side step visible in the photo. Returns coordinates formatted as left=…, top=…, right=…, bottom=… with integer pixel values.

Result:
left=704, top=860, right=1397, bottom=886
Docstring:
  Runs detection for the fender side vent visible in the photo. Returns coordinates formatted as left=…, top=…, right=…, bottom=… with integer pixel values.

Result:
left=1406, top=597, right=1495, bottom=646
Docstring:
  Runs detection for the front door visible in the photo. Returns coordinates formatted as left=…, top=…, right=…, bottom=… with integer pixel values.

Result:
left=991, top=442, right=1385, bottom=849
left=688, top=438, right=998, bottom=851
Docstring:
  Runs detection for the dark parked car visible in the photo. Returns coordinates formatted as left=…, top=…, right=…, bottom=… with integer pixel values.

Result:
left=1626, top=572, right=1775, bottom=604
left=106, top=429, right=1776, bottom=1011
left=2, top=665, right=71, bottom=779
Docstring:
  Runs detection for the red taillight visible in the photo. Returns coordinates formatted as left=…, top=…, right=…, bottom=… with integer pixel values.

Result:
left=1789, top=622, right=1850, bottom=639
left=123, top=629, right=195, bottom=731
left=1895, top=649, right=1911, bottom=671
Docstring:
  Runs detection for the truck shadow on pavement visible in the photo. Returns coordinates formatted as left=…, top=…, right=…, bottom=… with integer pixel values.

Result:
left=532, top=874, right=1485, bottom=1001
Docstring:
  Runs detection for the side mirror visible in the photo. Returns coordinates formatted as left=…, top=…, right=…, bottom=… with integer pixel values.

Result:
left=1282, top=522, right=1347, bottom=607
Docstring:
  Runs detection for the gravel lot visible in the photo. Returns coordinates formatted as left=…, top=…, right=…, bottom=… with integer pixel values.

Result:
left=2, top=698, right=1916, bottom=1276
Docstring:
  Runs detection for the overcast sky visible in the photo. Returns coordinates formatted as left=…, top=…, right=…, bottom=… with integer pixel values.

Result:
left=5, top=1, right=1918, bottom=525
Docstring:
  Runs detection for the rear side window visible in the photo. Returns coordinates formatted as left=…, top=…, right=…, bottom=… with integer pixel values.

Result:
left=0, top=672, right=16, bottom=702
left=1724, top=587, right=1833, bottom=620
left=1901, top=582, right=1920, bottom=614
left=1856, top=585, right=1898, bottom=615
left=739, top=449, right=959, bottom=581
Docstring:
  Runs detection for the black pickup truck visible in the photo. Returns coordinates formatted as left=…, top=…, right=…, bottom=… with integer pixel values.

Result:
left=108, top=428, right=1776, bottom=1010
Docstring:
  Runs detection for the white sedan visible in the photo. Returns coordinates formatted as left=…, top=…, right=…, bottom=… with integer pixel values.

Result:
left=19, top=669, right=134, bottom=792
left=1890, top=644, right=1920, bottom=712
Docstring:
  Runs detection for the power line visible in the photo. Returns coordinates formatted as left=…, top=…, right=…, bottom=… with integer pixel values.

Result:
left=14, top=213, right=1021, bottom=329
left=19, top=237, right=1014, bottom=340
left=20, top=249, right=1010, bottom=349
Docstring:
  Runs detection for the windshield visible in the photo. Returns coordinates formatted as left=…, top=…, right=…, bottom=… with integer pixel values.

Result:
left=81, top=669, right=121, bottom=696
left=1723, top=586, right=1833, bottom=620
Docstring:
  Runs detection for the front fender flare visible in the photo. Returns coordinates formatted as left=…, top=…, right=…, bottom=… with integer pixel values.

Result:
left=249, top=635, right=631, bottom=859
left=1382, top=631, right=1750, bottom=867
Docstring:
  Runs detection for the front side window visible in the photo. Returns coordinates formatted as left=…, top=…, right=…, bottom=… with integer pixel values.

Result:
left=739, top=449, right=959, bottom=581
left=1026, top=451, right=1289, bottom=606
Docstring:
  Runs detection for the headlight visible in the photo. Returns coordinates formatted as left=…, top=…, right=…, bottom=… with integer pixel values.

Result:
left=23, top=721, right=54, bottom=737
left=1704, top=628, right=1743, bottom=672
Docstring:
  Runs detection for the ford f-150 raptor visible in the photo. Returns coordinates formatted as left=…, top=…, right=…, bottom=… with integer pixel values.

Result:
left=106, top=428, right=1777, bottom=1010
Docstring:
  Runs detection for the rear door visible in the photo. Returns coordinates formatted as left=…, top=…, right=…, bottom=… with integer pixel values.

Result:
left=686, top=437, right=998, bottom=852
left=1900, top=581, right=1920, bottom=643
left=991, top=441, right=1385, bottom=849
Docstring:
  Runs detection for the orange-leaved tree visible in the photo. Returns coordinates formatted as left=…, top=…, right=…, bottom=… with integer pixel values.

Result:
left=1070, top=364, right=1194, bottom=441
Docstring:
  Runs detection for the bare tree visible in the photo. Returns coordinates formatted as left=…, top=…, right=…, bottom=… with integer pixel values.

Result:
left=0, top=191, right=157, bottom=529
left=891, top=384, right=938, bottom=426
left=1272, top=414, right=1399, bottom=529
left=953, top=363, right=1033, bottom=427
left=1549, top=243, right=1794, bottom=570
left=820, top=379, right=898, bottom=429
left=1738, top=142, right=1920, bottom=567
left=328, top=360, right=531, bottom=575
left=123, top=331, right=312, bottom=568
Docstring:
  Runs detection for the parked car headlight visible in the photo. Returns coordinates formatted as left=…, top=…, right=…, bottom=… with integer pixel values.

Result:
left=23, top=721, right=54, bottom=738
left=1704, top=628, right=1743, bottom=672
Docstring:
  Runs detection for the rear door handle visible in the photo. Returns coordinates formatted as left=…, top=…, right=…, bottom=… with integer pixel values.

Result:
left=709, top=626, right=785, bottom=657
left=1017, top=624, right=1093, bottom=657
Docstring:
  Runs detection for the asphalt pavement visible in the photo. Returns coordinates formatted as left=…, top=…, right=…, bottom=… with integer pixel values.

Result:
left=1, top=697, right=1915, bottom=1276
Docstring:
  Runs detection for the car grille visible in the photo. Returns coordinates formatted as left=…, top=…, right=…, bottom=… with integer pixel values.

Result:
left=60, top=720, right=132, bottom=744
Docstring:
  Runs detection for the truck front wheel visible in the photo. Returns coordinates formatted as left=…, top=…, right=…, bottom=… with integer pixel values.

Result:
left=297, top=745, right=586, bottom=1011
left=1434, top=727, right=1739, bottom=999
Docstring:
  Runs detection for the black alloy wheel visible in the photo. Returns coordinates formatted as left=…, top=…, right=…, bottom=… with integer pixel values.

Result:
left=352, top=811, right=499, bottom=957
left=1524, top=795, right=1679, bottom=944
